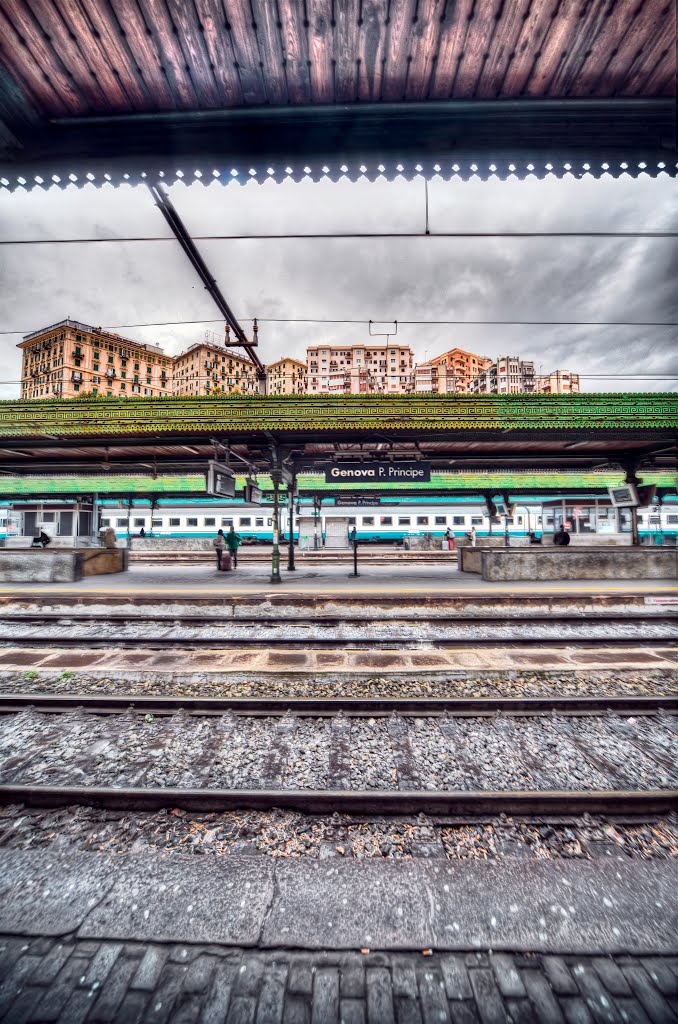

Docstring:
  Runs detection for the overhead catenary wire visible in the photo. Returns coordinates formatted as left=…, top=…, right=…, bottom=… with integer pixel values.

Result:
left=0, top=231, right=676, bottom=243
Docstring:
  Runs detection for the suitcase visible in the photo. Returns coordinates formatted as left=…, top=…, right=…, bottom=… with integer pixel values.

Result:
left=219, top=553, right=232, bottom=571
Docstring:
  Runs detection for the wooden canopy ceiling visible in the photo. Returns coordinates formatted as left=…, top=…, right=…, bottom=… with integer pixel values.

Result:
left=0, top=0, right=675, bottom=186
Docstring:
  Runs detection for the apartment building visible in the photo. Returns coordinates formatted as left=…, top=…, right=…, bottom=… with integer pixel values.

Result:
left=306, top=344, right=414, bottom=393
left=266, top=357, right=307, bottom=395
left=536, top=370, right=581, bottom=394
left=471, top=356, right=536, bottom=394
left=414, top=347, right=492, bottom=393
left=172, top=342, right=259, bottom=396
left=19, top=319, right=172, bottom=400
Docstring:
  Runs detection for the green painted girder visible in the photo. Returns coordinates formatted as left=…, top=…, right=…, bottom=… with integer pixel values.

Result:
left=0, top=393, right=676, bottom=437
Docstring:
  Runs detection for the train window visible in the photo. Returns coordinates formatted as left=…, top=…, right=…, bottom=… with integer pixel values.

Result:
left=169, top=518, right=180, bottom=526
left=471, top=517, right=483, bottom=525
left=152, top=519, right=163, bottom=527
left=42, top=512, right=56, bottom=522
left=362, top=516, right=375, bottom=525
left=417, top=516, right=429, bottom=525
left=133, top=518, right=145, bottom=527
left=204, top=517, right=216, bottom=526
left=100, top=518, right=110, bottom=527
left=221, top=518, right=234, bottom=526
left=667, top=514, right=678, bottom=525
left=398, top=517, right=411, bottom=525
left=116, top=518, right=128, bottom=527
left=240, top=517, right=251, bottom=526
left=453, top=516, right=466, bottom=525
left=380, top=516, right=393, bottom=525
left=435, top=516, right=446, bottom=525
left=268, top=518, right=273, bottom=526
left=187, top=517, right=198, bottom=526
left=255, top=518, right=264, bottom=527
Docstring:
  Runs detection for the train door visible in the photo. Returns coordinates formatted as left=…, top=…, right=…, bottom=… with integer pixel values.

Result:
left=324, top=516, right=350, bottom=548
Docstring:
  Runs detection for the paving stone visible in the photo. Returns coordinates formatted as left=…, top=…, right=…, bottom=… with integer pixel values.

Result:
left=283, top=995, right=311, bottom=1024
left=441, top=958, right=473, bottom=1001
left=448, top=1003, right=480, bottom=1024
left=235, top=956, right=266, bottom=998
left=227, top=995, right=257, bottom=1023
left=340, top=997, right=367, bottom=1024
left=394, top=997, right=424, bottom=1024
left=0, top=984, right=45, bottom=1024
left=131, top=947, right=169, bottom=991
left=620, top=966, right=677, bottom=1024
left=0, top=936, right=28, bottom=976
left=256, top=963, right=288, bottom=1024
left=0, top=952, right=43, bottom=1017
left=489, top=954, right=526, bottom=998
left=28, top=937, right=56, bottom=956
left=201, top=965, right=237, bottom=1024
left=521, top=968, right=566, bottom=1022
left=591, top=959, right=633, bottom=997
left=29, top=942, right=72, bottom=985
left=392, top=959, right=418, bottom=999
left=639, top=960, right=678, bottom=997
left=288, top=965, right=314, bottom=997
left=543, top=958, right=580, bottom=997
left=312, top=968, right=340, bottom=1024
left=168, top=993, right=203, bottom=1023
left=183, top=953, right=217, bottom=994
left=367, top=967, right=395, bottom=1024
left=144, top=965, right=189, bottom=1024
left=88, top=956, right=139, bottom=1022
left=467, top=969, right=505, bottom=1024
left=465, top=956, right=490, bottom=970
left=504, top=998, right=537, bottom=1023
left=561, top=999, right=596, bottom=1024
left=169, top=947, right=202, bottom=964
left=111, top=990, right=149, bottom=1024
left=612, top=999, right=652, bottom=1024
left=341, top=964, right=366, bottom=999
left=57, top=987, right=96, bottom=1024
left=29, top=954, right=89, bottom=1021
left=571, top=964, right=624, bottom=1023
left=417, top=968, right=451, bottom=1023
left=81, top=942, right=123, bottom=987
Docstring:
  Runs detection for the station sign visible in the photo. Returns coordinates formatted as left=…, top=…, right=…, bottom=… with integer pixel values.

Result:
left=325, top=461, right=430, bottom=483
left=244, top=481, right=262, bottom=505
left=335, top=496, right=381, bottom=506
left=207, top=461, right=236, bottom=498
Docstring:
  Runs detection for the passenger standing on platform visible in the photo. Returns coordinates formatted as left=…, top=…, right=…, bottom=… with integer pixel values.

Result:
left=226, top=525, right=241, bottom=568
left=466, top=525, right=477, bottom=547
left=102, top=527, right=117, bottom=549
left=445, top=527, right=454, bottom=550
left=553, top=525, right=571, bottom=546
left=138, top=527, right=146, bottom=539
left=213, top=529, right=226, bottom=569
left=38, top=530, right=52, bottom=548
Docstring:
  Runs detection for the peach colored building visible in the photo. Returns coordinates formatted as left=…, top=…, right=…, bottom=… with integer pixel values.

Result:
left=415, top=347, right=492, bottom=393
left=306, top=344, right=414, bottom=393
left=266, top=357, right=307, bottom=395
left=172, top=343, right=259, bottom=396
left=19, top=319, right=171, bottom=400
left=536, top=370, right=581, bottom=393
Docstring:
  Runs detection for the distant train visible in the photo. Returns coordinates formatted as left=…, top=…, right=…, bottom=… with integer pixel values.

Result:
left=1, top=498, right=677, bottom=546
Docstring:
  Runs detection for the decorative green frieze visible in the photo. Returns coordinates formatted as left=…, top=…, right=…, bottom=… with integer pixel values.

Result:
left=0, top=393, right=676, bottom=437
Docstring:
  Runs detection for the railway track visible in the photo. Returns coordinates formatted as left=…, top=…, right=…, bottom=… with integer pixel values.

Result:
left=1, top=697, right=676, bottom=816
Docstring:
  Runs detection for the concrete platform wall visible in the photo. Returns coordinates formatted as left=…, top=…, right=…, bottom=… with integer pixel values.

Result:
left=480, top=547, right=677, bottom=581
left=0, top=548, right=127, bottom=583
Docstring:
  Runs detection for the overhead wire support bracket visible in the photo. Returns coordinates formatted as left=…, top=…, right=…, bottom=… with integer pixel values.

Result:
left=146, top=181, right=266, bottom=381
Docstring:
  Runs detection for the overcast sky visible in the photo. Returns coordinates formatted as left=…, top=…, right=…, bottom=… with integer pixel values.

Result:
left=0, top=172, right=676, bottom=399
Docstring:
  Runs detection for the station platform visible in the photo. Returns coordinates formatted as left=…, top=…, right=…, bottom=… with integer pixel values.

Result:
left=0, top=562, right=676, bottom=598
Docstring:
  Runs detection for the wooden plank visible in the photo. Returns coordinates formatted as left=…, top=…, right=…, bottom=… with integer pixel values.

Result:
left=52, top=0, right=132, bottom=111
left=0, top=0, right=89, bottom=115
left=524, top=0, right=587, bottom=97
left=279, top=0, right=311, bottom=104
left=307, top=0, right=334, bottom=102
left=250, top=0, right=289, bottom=105
left=358, top=0, right=387, bottom=102
left=453, top=0, right=505, bottom=98
left=588, top=2, right=673, bottom=98
left=20, top=0, right=111, bottom=111
left=617, top=17, right=676, bottom=97
left=334, top=0, right=359, bottom=102
left=405, top=0, right=445, bottom=100
left=501, top=0, right=560, bottom=97
left=223, top=0, right=267, bottom=105
left=548, top=0, right=618, bottom=97
left=164, top=0, right=221, bottom=107
left=476, top=0, right=533, bottom=99
left=429, top=0, right=474, bottom=100
left=381, top=0, right=417, bottom=101
left=75, top=0, right=151, bottom=110
left=638, top=50, right=675, bottom=98
left=0, top=12, right=69, bottom=118
left=135, top=0, right=199, bottom=108
left=108, top=0, right=177, bottom=108
left=192, top=0, right=243, bottom=107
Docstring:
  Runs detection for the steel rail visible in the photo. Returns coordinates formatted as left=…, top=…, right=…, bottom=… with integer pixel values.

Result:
left=0, top=636, right=674, bottom=650
left=1, top=784, right=676, bottom=816
left=0, top=613, right=674, bottom=625
left=1, top=695, right=676, bottom=716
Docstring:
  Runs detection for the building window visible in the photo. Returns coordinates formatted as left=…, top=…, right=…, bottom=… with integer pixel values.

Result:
left=73, top=383, right=80, bottom=392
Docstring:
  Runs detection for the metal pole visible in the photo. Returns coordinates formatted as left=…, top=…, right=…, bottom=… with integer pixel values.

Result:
left=287, top=485, right=296, bottom=570
left=631, top=506, right=640, bottom=546
left=271, top=477, right=282, bottom=583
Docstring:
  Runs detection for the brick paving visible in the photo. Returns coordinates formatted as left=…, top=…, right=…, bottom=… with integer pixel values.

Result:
left=1, top=939, right=677, bottom=1023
